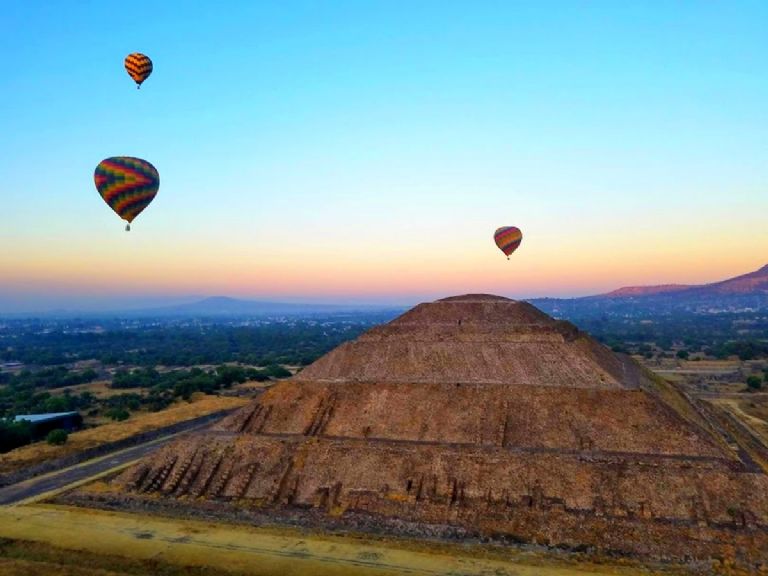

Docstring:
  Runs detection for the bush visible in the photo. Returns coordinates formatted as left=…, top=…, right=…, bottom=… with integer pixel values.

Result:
left=46, top=428, right=68, bottom=445
left=264, top=364, right=291, bottom=379
left=746, top=376, right=763, bottom=391
left=676, top=350, right=689, bottom=360
left=216, top=365, right=246, bottom=388
left=0, top=420, right=33, bottom=453
left=106, top=394, right=141, bottom=411
left=105, top=407, right=130, bottom=421
left=44, top=395, right=71, bottom=413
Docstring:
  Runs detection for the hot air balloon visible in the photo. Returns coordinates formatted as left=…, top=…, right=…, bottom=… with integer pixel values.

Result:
left=124, top=53, right=153, bottom=88
left=94, top=157, right=159, bottom=231
left=493, top=226, right=522, bottom=259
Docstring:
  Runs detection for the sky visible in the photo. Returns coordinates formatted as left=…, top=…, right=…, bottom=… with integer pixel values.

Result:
left=1, top=1, right=766, bottom=311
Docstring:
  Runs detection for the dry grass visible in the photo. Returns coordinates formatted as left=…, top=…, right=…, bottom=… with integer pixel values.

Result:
left=0, top=505, right=703, bottom=576
left=228, top=381, right=272, bottom=395
left=55, top=380, right=132, bottom=399
left=742, top=396, right=768, bottom=422
left=0, top=558, right=123, bottom=576
left=0, top=395, right=248, bottom=476
left=643, top=357, right=764, bottom=397
left=680, top=359, right=743, bottom=370
left=715, top=396, right=768, bottom=445
left=0, top=538, right=242, bottom=576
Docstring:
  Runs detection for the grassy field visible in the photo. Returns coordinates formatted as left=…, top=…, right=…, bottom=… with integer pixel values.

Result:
left=0, top=395, right=248, bottom=476
left=0, top=505, right=709, bottom=576
left=52, top=379, right=131, bottom=400
left=0, top=538, right=240, bottom=576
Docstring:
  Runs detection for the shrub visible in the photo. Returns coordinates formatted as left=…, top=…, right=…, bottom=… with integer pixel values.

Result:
left=0, top=420, right=33, bottom=453
left=46, top=428, right=68, bottom=445
left=676, top=350, right=689, bottom=360
left=215, top=365, right=246, bottom=388
left=746, top=376, right=763, bottom=391
left=105, top=407, right=130, bottom=421
left=264, top=364, right=291, bottom=379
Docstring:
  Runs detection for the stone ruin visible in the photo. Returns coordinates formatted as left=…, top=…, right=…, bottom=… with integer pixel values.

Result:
left=109, top=295, right=768, bottom=565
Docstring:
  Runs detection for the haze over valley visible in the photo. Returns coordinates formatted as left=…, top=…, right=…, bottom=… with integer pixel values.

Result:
left=2, top=1, right=767, bottom=574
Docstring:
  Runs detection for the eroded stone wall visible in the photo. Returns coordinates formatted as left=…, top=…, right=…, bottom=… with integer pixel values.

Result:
left=217, top=382, right=731, bottom=458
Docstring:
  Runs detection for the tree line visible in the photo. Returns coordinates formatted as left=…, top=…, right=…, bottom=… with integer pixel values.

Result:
left=0, top=321, right=376, bottom=367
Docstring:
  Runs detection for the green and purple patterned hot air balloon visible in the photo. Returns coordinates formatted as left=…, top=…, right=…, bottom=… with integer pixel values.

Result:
left=94, top=157, right=159, bottom=231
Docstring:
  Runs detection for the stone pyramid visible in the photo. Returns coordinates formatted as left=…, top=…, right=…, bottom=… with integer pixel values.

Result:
left=110, top=295, right=768, bottom=564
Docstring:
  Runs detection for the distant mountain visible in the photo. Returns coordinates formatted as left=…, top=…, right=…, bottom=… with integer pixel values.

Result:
left=0, top=296, right=405, bottom=319
left=601, top=264, right=768, bottom=298
left=686, top=263, right=768, bottom=296
left=530, top=263, right=768, bottom=317
left=604, top=284, right=692, bottom=297
left=124, top=296, right=403, bottom=318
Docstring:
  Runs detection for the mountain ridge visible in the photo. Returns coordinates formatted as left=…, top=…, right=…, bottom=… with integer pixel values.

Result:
left=3, top=264, right=766, bottom=319
left=600, top=263, right=768, bottom=299
left=0, top=296, right=403, bottom=319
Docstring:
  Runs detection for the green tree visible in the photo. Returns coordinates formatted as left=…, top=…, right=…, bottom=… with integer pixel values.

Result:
left=746, top=376, right=763, bottom=391
left=676, top=350, right=689, bottom=360
left=264, top=364, right=291, bottom=379
left=0, top=420, right=33, bottom=453
left=46, top=428, right=68, bottom=445
left=174, top=379, right=198, bottom=401
left=44, top=395, right=70, bottom=413
left=216, top=365, right=246, bottom=388
left=105, top=407, right=130, bottom=421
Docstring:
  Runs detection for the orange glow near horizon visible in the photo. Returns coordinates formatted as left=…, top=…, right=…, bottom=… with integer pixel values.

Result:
left=3, top=224, right=765, bottom=307
left=2, top=2, right=766, bottom=312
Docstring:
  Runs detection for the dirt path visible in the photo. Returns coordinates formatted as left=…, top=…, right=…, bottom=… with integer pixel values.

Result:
left=0, top=505, right=681, bottom=576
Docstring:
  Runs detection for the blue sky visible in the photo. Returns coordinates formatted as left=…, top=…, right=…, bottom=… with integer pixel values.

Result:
left=1, top=1, right=766, bottom=311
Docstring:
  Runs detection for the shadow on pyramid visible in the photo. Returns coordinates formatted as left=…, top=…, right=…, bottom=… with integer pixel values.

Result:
left=98, top=295, right=768, bottom=564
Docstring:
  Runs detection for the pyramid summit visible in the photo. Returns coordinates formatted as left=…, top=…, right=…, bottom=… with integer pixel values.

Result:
left=297, top=294, right=651, bottom=389
left=105, top=295, right=768, bottom=564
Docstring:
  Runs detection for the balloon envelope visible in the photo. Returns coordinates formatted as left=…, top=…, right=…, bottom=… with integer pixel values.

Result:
left=494, top=226, right=523, bottom=258
left=124, top=53, right=153, bottom=87
left=94, top=157, right=159, bottom=226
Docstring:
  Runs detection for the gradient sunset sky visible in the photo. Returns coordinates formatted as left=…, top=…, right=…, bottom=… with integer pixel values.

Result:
left=2, top=1, right=766, bottom=312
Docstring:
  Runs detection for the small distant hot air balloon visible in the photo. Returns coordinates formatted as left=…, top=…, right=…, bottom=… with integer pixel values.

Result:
left=124, top=53, right=153, bottom=88
left=94, top=157, right=159, bottom=231
left=494, top=226, right=523, bottom=259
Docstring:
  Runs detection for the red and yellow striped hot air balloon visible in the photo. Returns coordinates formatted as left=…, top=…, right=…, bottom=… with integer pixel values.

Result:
left=493, top=226, right=523, bottom=259
left=94, top=157, right=159, bottom=231
left=124, top=53, right=153, bottom=88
